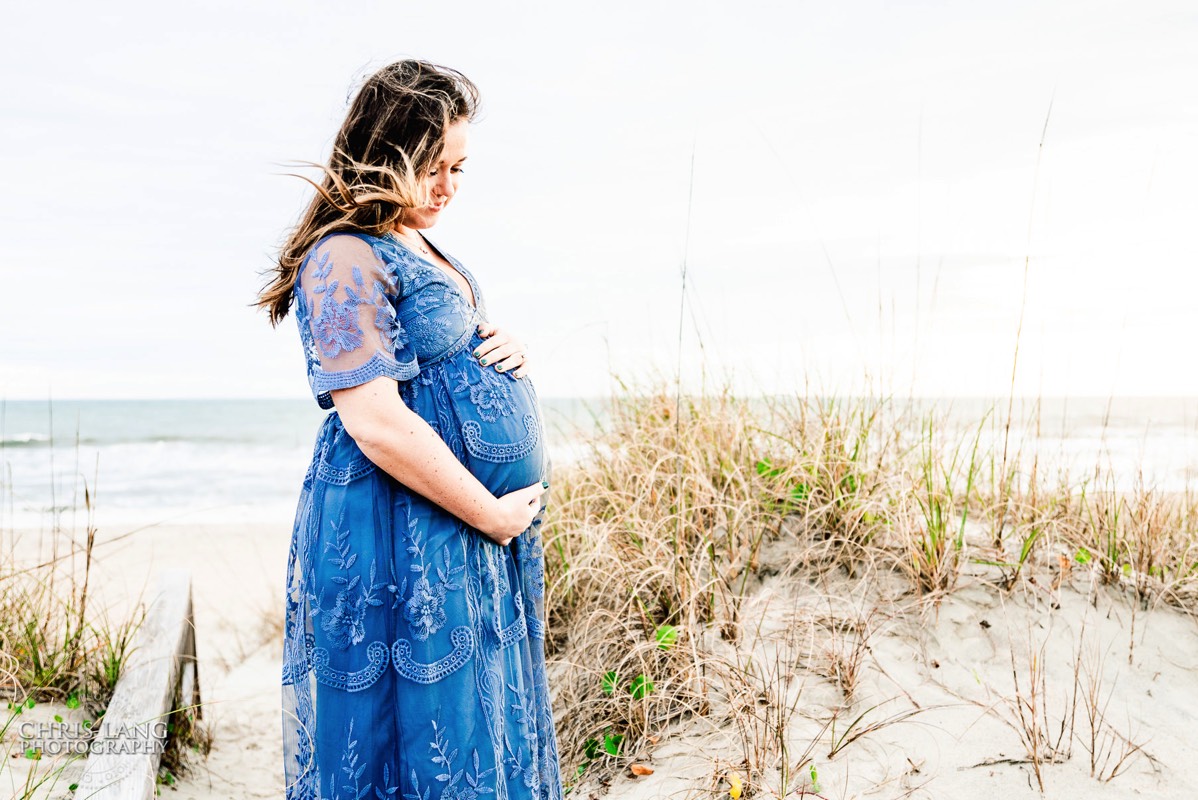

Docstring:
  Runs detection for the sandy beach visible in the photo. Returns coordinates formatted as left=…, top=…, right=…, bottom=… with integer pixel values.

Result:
left=2, top=520, right=290, bottom=799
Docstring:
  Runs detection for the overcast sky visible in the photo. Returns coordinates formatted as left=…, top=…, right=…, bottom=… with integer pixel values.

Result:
left=3, top=0, right=1195, bottom=400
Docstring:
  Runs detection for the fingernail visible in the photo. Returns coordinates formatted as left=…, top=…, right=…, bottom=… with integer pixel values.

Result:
left=473, top=349, right=481, bottom=358
left=496, top=364, right=504, bottom=372
left=480, top=357, right=488, bottom=365
left=542, top=480, right=549, bottom=489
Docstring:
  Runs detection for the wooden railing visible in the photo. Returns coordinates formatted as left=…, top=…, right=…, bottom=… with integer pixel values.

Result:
left=74, top=568, right=201, bottom=800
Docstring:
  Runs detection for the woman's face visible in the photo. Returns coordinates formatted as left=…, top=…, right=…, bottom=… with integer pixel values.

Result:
left=404, top=117, right=469, bottom=229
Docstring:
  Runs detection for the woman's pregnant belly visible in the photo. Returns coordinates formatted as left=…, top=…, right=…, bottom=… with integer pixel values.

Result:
left=409, top=341, right=548, bottom=498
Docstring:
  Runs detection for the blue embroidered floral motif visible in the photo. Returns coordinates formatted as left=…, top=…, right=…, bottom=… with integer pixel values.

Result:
left=335, top=716, right=372, bottom=800
left=449, top=358, right=517, bottom=423
left=321, top=519, right=387, bottom=650
left=375, top=301, right=408, bottom=353
left=375, top=761, right=399, bottom=800
left=323, top=585, right=367, bottom=649
left=503, top=725, right=541, bottom=792
left=322, top=516, right=367, bottom=649
left=404, top=576, right=447, bottom=641
left=468, top=371, right=517, bottom=423
left=313, top=289, right=365, bottom=358
left=403, top=771, right=431, bottom=800
left=428, top=716, right=495, bottom=800
left=521, top=533, right=546, bottom=601
left=480, top=543, right=509, bottom=597
left=289, top=726, right=315, bottom=797
left=309, top=250, right=397, bottom=359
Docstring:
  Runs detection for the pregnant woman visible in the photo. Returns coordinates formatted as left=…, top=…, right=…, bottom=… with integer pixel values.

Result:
left=255, top=59, right=563, bottom=800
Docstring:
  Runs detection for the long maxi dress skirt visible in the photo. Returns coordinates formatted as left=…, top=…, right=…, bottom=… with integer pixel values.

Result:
left=280, top=229, right=563, bottom=800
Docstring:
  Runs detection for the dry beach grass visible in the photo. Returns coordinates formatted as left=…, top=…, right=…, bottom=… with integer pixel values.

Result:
left=541, top=380, right=1198, bottom=798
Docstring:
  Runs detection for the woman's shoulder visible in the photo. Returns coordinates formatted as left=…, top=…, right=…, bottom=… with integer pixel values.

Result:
left=307, top=228, right=386, bottom=255
left=301, top=229, right=410, bottom=274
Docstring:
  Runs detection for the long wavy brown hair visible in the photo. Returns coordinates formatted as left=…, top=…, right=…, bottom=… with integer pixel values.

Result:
left=255, top=59, right=481, bottom=326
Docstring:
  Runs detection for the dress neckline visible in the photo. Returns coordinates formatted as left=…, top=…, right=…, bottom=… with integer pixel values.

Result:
left=385, top=229, right=479, bottom=311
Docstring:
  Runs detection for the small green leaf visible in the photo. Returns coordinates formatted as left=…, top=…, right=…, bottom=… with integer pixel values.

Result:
left=1019, top=531, right=1038, bottom=563
left=82, top=719, right=92, bottom=729
left=54, top=714, right=63, bottom=723
left=583, top=738, right=600, bottom=760
left=1074, top=547, right=1092, bottom=564
left=654, top=625, right=677, bottom=650
left=66, top=693, right=81, bottom=709
left=629, top=674, right=654, bottom=700
left=25, top=697, right=35, bottom=709
left=790, top=483, right=810, bottom=501
left=1122, top=563, right=1132, bottom=576
left=603, top=732, right=624, bottom=756
left=601, top=671, right=618, bottom=695
left=755, top=459, right=782, bottom=478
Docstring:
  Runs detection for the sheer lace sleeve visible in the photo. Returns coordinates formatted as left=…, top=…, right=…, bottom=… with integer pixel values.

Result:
left=294, top=232, right=419, bottom=409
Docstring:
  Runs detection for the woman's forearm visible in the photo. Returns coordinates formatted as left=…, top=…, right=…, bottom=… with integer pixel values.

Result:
left=331, top=378, right=499, bottom=532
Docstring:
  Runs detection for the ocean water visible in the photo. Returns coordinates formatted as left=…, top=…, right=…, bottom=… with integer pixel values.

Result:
left=1, top=396, right=1195, bottom=532
left=0, top=398, right=607, bottom=531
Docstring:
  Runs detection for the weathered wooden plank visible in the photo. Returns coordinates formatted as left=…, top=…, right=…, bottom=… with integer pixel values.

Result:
left=74, top=568, right=198, bottom=800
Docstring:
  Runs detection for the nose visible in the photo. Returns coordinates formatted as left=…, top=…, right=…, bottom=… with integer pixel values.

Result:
left=432, top=171, right=453, bottom=201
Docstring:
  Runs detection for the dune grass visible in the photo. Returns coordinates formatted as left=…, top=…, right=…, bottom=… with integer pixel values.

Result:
left=540, top=378, right=1197, bottom=796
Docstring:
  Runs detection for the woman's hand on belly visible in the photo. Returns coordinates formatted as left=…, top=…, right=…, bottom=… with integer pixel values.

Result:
left=473, top=322, right=531, bottom=379
left=486, top=480, right=550, bottom=546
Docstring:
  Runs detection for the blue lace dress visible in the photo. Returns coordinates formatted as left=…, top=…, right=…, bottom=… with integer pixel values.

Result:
left=281, top=229, right=563, bottom=800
